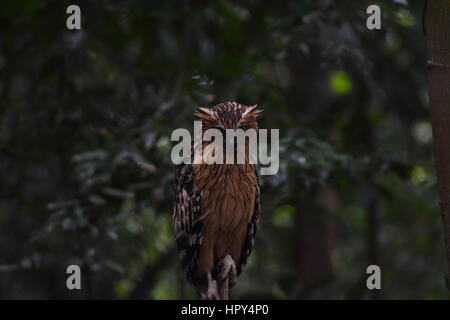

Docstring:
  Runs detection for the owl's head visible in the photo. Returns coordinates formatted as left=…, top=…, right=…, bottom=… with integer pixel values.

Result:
left=194, top=102, right=263, bottom=134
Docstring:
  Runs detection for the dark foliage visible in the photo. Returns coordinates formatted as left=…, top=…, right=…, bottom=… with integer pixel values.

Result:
left=0, top=0, right=447, bottom=299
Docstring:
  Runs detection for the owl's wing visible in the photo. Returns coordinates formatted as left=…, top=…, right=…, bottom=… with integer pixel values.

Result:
left=172, top=162, right=203, bottom=283
left=236, top=171, right=261, bottom=276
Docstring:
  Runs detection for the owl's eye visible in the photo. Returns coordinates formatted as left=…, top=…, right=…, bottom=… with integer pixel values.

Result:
left=238, top=125, right=248, bottom=132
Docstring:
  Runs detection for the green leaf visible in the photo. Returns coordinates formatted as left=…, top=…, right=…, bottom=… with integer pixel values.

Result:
left=410, top=166, right=427, bottom=185
left=272, top=204, right=295, bottom=227
left=115, top=279, right=131, bottom=298
left=104, top=260, right=125, bottom=274
left=329, top=71, right=352, bottom=95
left=152, top=280, right=176, bottom=300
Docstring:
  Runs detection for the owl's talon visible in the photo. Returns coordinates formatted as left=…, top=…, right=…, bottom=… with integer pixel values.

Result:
left=218, top=254, right=237, bottom=288
left=205, top=273, right=220, bottom=300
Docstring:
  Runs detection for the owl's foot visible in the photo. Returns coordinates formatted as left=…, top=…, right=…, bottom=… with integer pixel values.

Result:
left=204, top=273, right=220, bottom=300
left=218, top=254, right=237, bottom=288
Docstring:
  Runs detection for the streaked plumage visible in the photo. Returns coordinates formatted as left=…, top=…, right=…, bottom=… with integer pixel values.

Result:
left=172, top=102, right=262, bottom=299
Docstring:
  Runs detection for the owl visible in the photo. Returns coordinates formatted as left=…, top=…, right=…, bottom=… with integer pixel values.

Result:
left=172, top=102, right=262, bottom=299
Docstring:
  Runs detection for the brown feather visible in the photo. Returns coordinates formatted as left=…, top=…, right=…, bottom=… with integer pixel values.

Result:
left=173, top=102, right=262, bottom=296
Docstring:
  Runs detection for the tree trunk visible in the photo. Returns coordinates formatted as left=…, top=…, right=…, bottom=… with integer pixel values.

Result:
left=296, top=185, right=337, bottom=289
left=426, top=0, right=450, bottom=290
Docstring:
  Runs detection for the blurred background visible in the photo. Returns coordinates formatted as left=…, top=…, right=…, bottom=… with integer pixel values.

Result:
left=0, top=0, right=447, bottom=299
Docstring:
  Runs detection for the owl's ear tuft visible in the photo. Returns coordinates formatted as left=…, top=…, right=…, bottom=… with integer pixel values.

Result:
left=252, top=108, right=263, bottom=120
left=194, top=107, right=214, bottom=120
left=243, top=105, right=263, bottom=120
